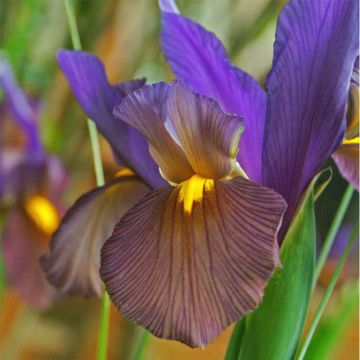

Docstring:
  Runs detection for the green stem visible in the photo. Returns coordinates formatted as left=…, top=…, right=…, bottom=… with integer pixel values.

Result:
left=64, top=0, right=105, bottom=187
left=97, top=292, right=111, bottom=360
left=133, top=329, right=150, bottom=360
left=224, top=320, right=246, bottom=360
left=0, top=215, right=6, bottom=320
left=314, top=185, right=354, bottom=285
left=64, top=1, right=108, bottom=359
left=295, top=224, right=359, bottom=360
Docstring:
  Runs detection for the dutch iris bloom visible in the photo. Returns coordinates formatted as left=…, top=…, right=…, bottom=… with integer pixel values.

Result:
left=0, top=56, right=65, bottom=308
left=101, top=80, right=286, bottom=347
left=43, top=52, right=286, bottom=327
left=42, top=0, right=358, bottom=348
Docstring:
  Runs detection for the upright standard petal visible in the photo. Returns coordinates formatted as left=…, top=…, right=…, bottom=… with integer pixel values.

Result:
left=41, top=175, right=150, bottom=297
left=167, top=81, right=244, bottom=179
left=160, top=4, right=266, bottom=181
left=262, top=0, right=359, bottom=231
left=0, top=55, right=43, bottom=157
left=57, top=50, right=165, bottom=188
left=114, top=83, right=194, bottom=184
left=101, top=176, right=286, bottom=347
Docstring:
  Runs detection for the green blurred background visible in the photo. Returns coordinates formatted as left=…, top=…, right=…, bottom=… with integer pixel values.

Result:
left=0, top=0, right=358, bottom=359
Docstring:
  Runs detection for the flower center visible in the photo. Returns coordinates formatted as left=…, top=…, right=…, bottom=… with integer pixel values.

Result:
left=24, top=195, right=60, bottom=236
left=178, top=175, right=214, bottom=214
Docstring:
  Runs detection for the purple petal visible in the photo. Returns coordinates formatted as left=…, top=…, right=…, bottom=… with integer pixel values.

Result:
left=328, top=225, right=355, bottom=260
left=262, top=0, right=359, bottom=232
left=41, top=175, right=150, bottom=297
left=332, top=144, right=359, bottom=191
left=167, top=81, right=244, bottom=179
left=114, top=82, right=194, bottom=184
left=2, top=210, right=56, bottom=309
left=57, top=50, right=165, bottom=189
left=0, top=55, right=43, bottom=157
left=351, top=56, right=359, bottom=87
left=159, top=0, right=179, bottom=13
left=100, top=176, right=286, bottom=347
left=160, top=7, right=266, bottom=181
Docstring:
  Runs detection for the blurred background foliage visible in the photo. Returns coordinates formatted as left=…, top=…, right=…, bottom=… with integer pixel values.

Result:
left=0, top=0, right=358, bottom=359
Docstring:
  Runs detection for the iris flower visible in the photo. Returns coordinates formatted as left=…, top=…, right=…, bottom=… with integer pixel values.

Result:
left=160, top=0, right=359, bottom=237
left=43, top=57, right=286, bottom=345
left=101, top=80, right=286, bottom=347
left=0, top=56, right=65, bottom=308
left=42, top=0, right=358, bottom=348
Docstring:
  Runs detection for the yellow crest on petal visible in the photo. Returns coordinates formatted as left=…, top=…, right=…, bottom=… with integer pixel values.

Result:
left=343, top=136, right=359, bottom=145
left=25, top=195, right=60, bottom=236
left=178, top=175, right=214, bottom=214
left=115, top=167, right=136, bottom=178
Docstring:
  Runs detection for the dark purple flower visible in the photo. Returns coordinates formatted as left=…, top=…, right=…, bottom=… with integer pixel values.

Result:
left=44, top=0, right=358, bottom=347
left=46, top=45, right=287, bottom=343
left=0, top=54, right=43, bottom=159
left=160, top=0, right=359, bottom=236
left=2, top=210, right=57, bottom=308
left=0, top=57, right=66, bottom=308
left=1, top=152, right=65, bottom=309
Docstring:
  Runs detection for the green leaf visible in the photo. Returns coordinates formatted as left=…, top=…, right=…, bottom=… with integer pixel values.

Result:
left=304, top=281, right=358, bottom=360
left=295, top=224, right=359, bottom=360
left=225, top=170, right=331, bottom=360
left=224, top=321, right=246, bottom=360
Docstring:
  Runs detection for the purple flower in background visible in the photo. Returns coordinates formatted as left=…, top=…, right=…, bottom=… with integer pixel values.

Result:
left=0, top=55, right=66, bottom=308
left=160, top=0, right=359, bottom=237
left=332, top=59, right=359, bottom=191
left=0, top=56, right=43, bottom=161
left=321, top=225, right=359, bottom=283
